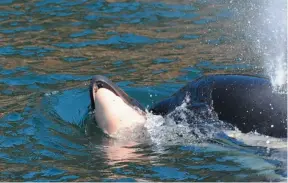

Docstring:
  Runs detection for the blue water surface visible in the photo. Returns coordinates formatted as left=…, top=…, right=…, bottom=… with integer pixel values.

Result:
left=0, top=0, right=286, bottom=182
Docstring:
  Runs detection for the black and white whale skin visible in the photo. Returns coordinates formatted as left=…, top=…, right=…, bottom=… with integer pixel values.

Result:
left=89, top=74, right=287, bottom=138
left=150, top=74, right=287, bottom=138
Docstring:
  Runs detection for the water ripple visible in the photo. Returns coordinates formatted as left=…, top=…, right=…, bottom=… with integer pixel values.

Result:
left=0, top=73, right=90, bottom=86
left=54, top=33, right=171, bottom=48
left=0, top=135, right=29, bottom=148
left=1, top=25, right=43, bottom=34
left=69, top=29, right=95, bottom=38
left=0, top=46, right=54, bottom=57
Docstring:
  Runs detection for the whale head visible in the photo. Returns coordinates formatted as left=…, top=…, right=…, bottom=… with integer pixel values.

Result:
left=89, top=75, right=146, bottom=135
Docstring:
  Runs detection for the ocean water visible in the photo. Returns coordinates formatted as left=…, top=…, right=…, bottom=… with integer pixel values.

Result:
left=0, top=0, right=287, bottom=181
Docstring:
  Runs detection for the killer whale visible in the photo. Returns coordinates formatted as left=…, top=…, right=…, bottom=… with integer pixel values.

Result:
left=89, top=74, right=287, bottom=138
left=150, top=74, right=287, bottom=138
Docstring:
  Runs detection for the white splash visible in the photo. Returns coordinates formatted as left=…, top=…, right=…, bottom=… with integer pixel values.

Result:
left=144, top=95, right=196, bottom=145
left=144, top=95, right=227, bottom=145
left=267, top=53, right=287, bottom=93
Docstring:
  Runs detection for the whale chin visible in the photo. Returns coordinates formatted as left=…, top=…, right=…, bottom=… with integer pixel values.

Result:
left=90, top=75, right=146, bottom=135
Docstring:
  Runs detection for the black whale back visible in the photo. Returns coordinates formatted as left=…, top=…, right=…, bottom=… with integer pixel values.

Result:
left=150, top=75, right=287, bottom=138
